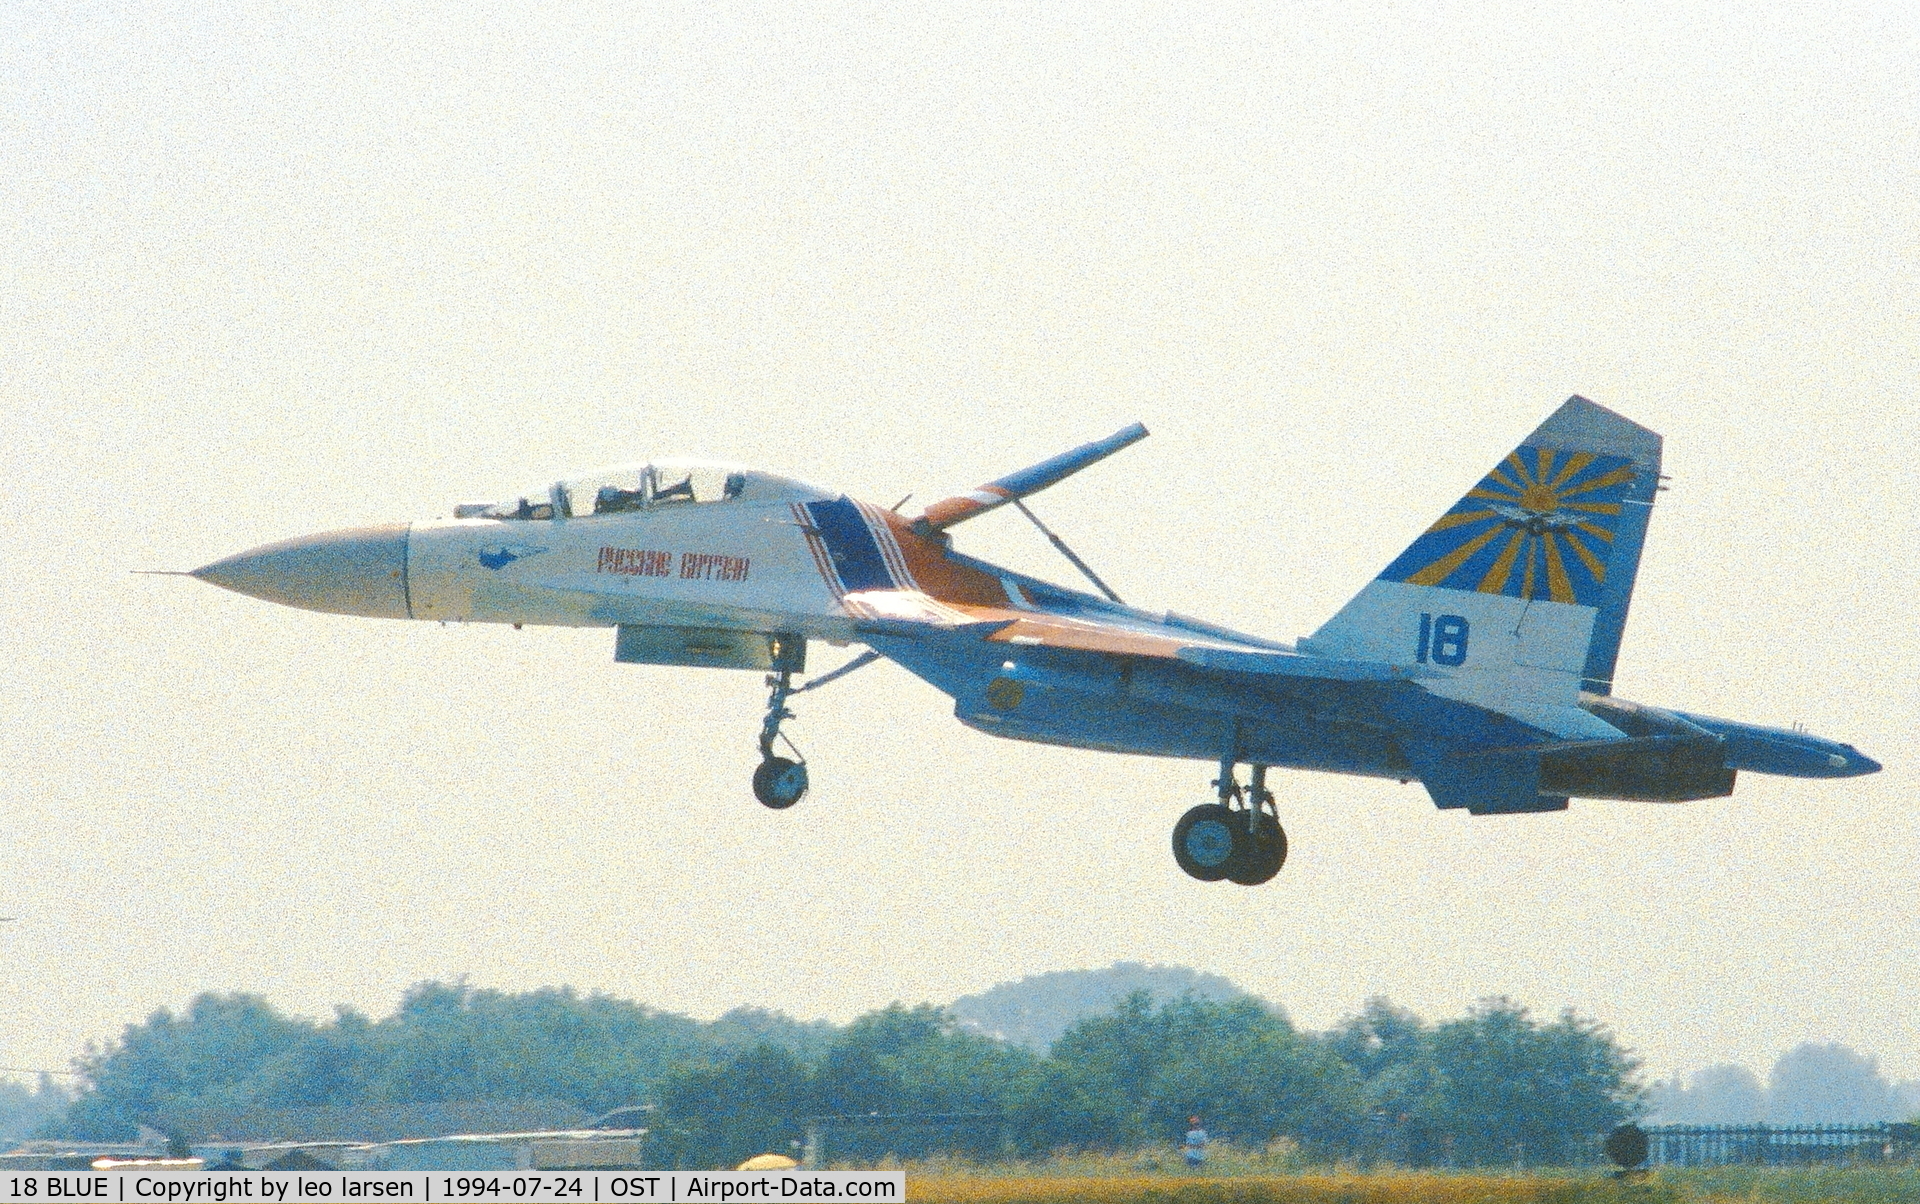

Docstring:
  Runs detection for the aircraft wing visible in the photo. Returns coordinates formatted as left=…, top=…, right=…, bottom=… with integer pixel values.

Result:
left=841, top=588, right=1416, bottom=682
left=847, top=590, right=1657, bottom=805
left=1173, top=645, right=1422, bottom=683
left=533, top=567, right=1596, bottom=746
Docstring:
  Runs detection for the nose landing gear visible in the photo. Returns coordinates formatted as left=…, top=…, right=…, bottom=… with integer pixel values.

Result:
left=745, top=641, right=883, bottom=811
left=1172, top=761, right=1287, bottom=885
left=753, top=660, right=809, bottom=809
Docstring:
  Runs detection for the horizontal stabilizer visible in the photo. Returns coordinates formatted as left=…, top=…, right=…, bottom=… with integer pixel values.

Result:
left=1406, top=742, right=1570, bottom=815
left=917, top=423, right=1148, bottom=532
left=1484, top=699, right=1641, bottom=741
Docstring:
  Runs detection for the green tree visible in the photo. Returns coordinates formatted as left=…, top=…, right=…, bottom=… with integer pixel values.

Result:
left=704, top=1008, right=839, bottom=1065
left=53, top=982, right=730, bottom=1137
left=1323, top=997, right=1450, bottom=1165
left=0, top=1075, right=72, bottom=1145
left=364, top=982, right=710, bottom=1111
left=1769, top=1042, right=1896, bottom=1123
left=1150, top=996, right=1363, bottom=1148
left=1012, top=992, right=1362, bottom=1154
left=950, top=963, right=1247, bottom=1051
left=255, top=1007, right=376, bottom=1107
left=55, top=993, right=317, bottom=1139
left=653, top=1044, right=812, bottom=1169
left=1008, top=991, right=1162, bottom=1151
left=1423, top=997, right=1641, bottom=1165
left=1325, top=997, right=1427, bottom=1081
left=815, top=1004, right=1028, bottom=1116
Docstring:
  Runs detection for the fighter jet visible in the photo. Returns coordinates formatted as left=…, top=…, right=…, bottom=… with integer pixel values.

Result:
left=186, top=397, right=1880, bottom=885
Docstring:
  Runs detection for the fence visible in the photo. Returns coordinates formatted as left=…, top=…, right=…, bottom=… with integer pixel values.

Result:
left=1646, top=1123, right=1920, bottom=1167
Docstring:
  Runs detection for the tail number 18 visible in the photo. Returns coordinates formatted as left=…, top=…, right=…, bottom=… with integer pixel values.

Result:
left=1416, top=613, right=1470, bottom=666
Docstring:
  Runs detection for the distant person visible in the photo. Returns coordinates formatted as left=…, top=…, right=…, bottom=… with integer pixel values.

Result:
left=1184, top=1116, right=1209, bottom=1169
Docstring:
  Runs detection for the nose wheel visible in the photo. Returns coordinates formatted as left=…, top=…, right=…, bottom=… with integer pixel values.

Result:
left=754, top=660, right=809, bottom=809
left=753, top=754, right=808, bottom=809
left=1173, top=762, right=1286, bottom=885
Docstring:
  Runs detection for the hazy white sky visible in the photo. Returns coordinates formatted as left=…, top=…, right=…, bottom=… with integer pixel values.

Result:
left=2, top=1, right=1915, bottom=1089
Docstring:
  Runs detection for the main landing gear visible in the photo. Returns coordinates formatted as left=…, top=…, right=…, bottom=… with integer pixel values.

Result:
left=1172, top=762, right=1287, bottom=885
left=753, top=662, right=809, bottom=810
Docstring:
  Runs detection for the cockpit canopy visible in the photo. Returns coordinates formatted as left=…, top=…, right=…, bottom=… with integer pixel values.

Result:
left=455, top=460, right=831, bottom=521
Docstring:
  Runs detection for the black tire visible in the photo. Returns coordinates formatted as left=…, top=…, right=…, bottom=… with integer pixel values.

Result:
left=1226, top=815, right=1288, bottom=886
left=752, top=756, right=808, bottom=809
left=1172, top=804, right=1241, bottom=882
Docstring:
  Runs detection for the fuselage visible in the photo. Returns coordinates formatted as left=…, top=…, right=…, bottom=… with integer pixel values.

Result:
left=190, top=458, right=1880, bottom=801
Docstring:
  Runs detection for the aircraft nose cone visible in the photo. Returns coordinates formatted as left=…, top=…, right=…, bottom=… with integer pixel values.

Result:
left=193, top=525, right=410, bottom=619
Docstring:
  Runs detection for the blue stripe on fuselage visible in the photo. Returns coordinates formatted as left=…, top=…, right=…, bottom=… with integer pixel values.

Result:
left=805, top=498, right=895, bottom=593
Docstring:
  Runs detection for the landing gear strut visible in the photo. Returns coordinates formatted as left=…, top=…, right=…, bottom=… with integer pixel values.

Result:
left=752, top=642, right=809, bottom=810
left=1172, top=760, right=1287, bottom=885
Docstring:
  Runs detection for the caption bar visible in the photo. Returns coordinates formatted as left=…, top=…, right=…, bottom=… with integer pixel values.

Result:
left=0, top=1171, right=904, bottom=1203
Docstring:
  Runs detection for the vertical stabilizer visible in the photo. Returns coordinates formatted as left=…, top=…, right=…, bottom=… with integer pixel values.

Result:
left=1308, top=397, right=1661, bottom=736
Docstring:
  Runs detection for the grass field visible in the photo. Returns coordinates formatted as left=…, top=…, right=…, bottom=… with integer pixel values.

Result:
left=901, top=1165, right=1920, bottom=1204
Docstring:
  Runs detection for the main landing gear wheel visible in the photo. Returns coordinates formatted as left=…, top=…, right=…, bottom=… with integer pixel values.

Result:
left=1172, top=804, right=1240, bottom=881
left=1226, top=813, right=1287, bottom=886
left=1173, top=760, right=1289, bottom=885
left=753, top=756, right=809, bottom=809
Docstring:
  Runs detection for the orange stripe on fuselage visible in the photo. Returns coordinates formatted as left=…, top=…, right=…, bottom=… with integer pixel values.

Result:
left=871, top=508, right=1012, bottom=608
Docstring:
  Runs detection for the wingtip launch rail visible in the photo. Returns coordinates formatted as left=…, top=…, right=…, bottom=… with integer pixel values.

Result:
left=914, top=421, right=1149, bottom=533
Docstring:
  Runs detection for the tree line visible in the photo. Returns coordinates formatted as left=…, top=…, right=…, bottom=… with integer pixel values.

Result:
left=0, top=1077, right=71, bottom=1147
left=42, top=982, right=1640, bottom=1168
left=1649, top=1044, right=1920, bottom=1125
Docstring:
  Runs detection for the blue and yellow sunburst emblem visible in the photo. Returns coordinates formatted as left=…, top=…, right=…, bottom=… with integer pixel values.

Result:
left=1380, top=446, right=1638, bottom=606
